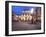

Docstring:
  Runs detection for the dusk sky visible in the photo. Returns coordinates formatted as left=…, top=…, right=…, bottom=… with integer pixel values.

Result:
left=12, top=6, right=34, bottom=15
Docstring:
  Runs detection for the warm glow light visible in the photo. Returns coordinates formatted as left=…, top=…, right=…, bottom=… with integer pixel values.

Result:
left=29, top=15, right=32, bottom=20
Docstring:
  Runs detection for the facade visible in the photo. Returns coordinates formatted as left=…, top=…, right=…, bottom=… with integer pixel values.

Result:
left=13, top=13, right=32, bottom=22
left=12, top=8, right=41, bottom=24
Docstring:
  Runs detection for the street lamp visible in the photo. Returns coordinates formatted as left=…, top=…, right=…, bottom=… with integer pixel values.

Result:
left=30, top=8, right=34, bottom=24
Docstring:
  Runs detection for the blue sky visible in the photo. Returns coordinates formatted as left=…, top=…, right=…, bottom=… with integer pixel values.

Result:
left=12, top=6, right=34, bottom=15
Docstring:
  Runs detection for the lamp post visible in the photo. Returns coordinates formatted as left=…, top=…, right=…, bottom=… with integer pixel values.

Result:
left=36, top=8, right=38, bottom=23
left=30, top=8, right=34, bottom=24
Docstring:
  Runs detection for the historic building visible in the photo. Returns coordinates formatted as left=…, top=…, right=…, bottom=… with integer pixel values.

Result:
left=12, top=7, right=41, bottom=24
